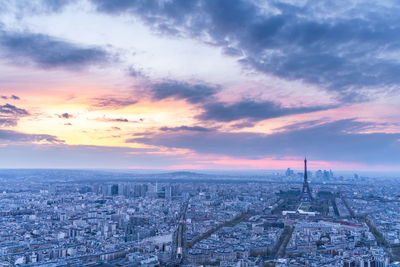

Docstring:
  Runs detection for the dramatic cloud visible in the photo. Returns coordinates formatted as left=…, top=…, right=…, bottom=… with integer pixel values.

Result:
left=2, top=0, right=76, bottom=14
left=231, top=121, right=255, bottom=129
left=148, top=80, right=330, bottom=122
left=199, top=100, right=335, bottom=122
left=150, top=81, right=220, bottom=104
left=94, top=117, right=143, bottom=123
left=0, top=104, right=28, bottom=116
left=128, top=66, right=145, bottom=78
left=91, top=0, right=400, bottom=102
left=110, top=118, right=129, bottom=122
left=0, top=119, right=19, bottom=127
left=0, top=29, right=109, bottom=69
left=0, top=104, right=29, bottom=126
left=91, top=97, right=138, bottom=109
left=274, top=120, right=326, bottom=132
left=38, top=0, right=76, bottom=13
left=0, top=129, right=63, bottom=144
left=0, top=0, right=399, bottom=170
left=160, top=125, right=212, bottom=132
left=0, top=95, right=18, bottom=100
left=58, top=112, right=73, bottom=119
left=129, top=119, right=400, bottom=164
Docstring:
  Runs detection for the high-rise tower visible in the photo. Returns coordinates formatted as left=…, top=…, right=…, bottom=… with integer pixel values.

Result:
left=300, top=158, right=313, bottom=202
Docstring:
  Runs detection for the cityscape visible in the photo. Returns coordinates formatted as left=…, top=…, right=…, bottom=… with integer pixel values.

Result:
left=1, top=0, right=400, bottom=266
left=1, top=162, right=400, bottom=266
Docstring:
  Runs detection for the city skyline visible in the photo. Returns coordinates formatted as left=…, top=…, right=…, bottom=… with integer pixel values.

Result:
left=0, top=0, right=400, bottom=172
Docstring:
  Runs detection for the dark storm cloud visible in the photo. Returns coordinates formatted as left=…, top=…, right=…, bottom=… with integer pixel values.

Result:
left=11, top=95, right=20, bottom=100
left=199, top=100, right=335, bottom=122
left=0, top=29, right=109, bottom=69
left=128, top=119, right=400, bottom=164
left=91, top=97, right=138, bottom=109
left=150, top=81, right=220, bottom=104
left=91, top=0, right=400, bottom=102
left=0, top=129, right=63, bottom=143
left=160, top=125, right=212, bottom=132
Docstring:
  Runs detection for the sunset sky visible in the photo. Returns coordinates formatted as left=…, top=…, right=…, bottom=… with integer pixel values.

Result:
left=0, top=0, right=399, bottom=171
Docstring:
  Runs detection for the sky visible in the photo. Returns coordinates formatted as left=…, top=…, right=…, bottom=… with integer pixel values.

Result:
left=0, top=0, right=399, bottom=172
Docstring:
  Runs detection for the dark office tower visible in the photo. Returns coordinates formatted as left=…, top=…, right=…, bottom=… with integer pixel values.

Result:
left=300, top=158, right=313, bottom=202
left=111, top=184, right=118, bottom=196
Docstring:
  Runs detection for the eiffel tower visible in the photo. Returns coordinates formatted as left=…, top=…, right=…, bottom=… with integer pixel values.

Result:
left=300, top=158, right=313, bottom=202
